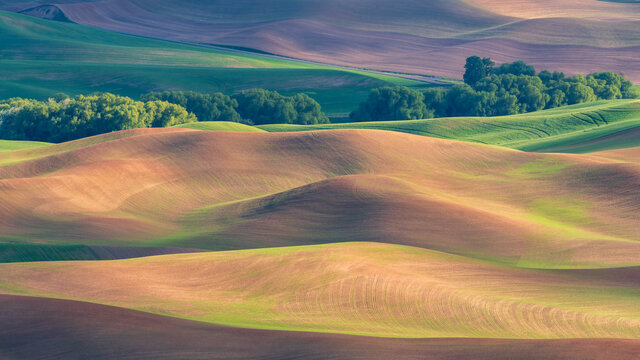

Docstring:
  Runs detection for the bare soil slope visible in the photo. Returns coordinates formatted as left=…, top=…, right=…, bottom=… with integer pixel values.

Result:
left=2, top=128, right=640, bottom=268
left=3, top=294, right=639, bottom=360
left=467, top=0, right=640, bottom=18
left=1, top=243, right=639, bottom=338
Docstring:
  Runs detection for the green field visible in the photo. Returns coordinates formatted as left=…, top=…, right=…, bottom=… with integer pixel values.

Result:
left=258, top=99, right=640, bottom=153
left=0, top=11, right=428, bottom=115
left=0, top=139, right=51, bottom=152
left=0, top=243, right=101, bottom=263
left=175, top=121, right=266, bottom=132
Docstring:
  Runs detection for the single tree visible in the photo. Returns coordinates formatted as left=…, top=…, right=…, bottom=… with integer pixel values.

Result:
left=463, top=56, right=491, bottom=86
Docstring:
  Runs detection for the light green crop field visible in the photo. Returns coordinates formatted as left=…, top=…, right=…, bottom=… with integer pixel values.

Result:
left=0, top=11, right=428, bottom=115
left=175, top=121, right=266, bottom=132
left=0, top=139, right=51, bottom=152
left=259, top=99, right=640, bottom=153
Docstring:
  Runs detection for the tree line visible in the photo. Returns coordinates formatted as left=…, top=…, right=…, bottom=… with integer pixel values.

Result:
left=141, top=89, right=328, bottom=125
left=1, top=59, right=635, bottom=142
left=0, top=93, right=196, bottom=143
left=0, top=89, right=328, bottom=142
left=351, top=56, right=637, bottom=121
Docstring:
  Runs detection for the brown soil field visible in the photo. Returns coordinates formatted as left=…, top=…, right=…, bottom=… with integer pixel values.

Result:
left=3, top=294, right=639, bottom=360
left=1, top=243, right=639, bottom=338
left=1, top=128, right=639, bottom=268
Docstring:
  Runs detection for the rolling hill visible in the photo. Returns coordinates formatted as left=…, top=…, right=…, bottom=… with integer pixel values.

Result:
left=3, top=295, right=639, bottom=360
left=2, top=128, right=640, bottom=269
left=1, top=242, right=639, bottom=339
left=259, top=99, right=640, bottom=153
left=0, top=10, right=428, bottom=115
left=2, top=1, right=640, bottom=358
left=8, top=0, right=640, bottom=81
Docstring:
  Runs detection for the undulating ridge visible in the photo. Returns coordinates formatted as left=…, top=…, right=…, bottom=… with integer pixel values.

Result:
left=1, top=242, right=639, bottom=338
left=2, top=128, right=640, bottom=269
left=3, top=295, right=639, bottom=360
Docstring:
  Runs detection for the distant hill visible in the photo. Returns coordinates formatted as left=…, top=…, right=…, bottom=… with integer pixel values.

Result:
left=0, top=11, right=427, bottom=115
left=18, top=4, right=72, bottom=22
left=7, top=0, right=639, bottom=81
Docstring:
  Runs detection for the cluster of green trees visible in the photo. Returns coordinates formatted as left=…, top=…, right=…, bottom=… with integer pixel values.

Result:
left=350, top=86, right=432, bottom=122
left=142, top=89, right=329, bottom=125
left=0, top=93, right=196, bottom=142
left=141, top=91, right=241, bottom=123
left=0, top=61, right=634, bottom=142
left=351, top=57, right=637, bottom=121
left=0, top=89, right=329, bottom=142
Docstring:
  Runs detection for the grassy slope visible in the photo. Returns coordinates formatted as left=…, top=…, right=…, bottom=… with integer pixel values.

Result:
left=0, top=242, right=204, bottom=263
left=0, top=139, right=51, bottom=152
left=1, top=242, right=639, bottom=338
left=1, top=128, right=640, bottom=268
left=174, top=122, right=266, bottom=132
left=259, top=100, right=640, bottom=153
left=0, top=11, right=427, bottom=115
left=0, top=243, right=101, bottom=263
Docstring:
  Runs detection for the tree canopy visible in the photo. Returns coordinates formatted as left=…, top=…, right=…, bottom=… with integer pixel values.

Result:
left=349, top=86, right=431, bottom=122
left=463, top=56, right=495, bottom=86
left=0, top=89, right=330, bottom=142
left=141, top=91, right=241, bottom=123
left=143, top=89, right=329, bottom=126
left=0, top=93, right=195, bottom=142
left=351, top=58, right=636, bottom=122
left=232, top=89, right=329, bottom=125
left=434, top=57, right=637, bottom=118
